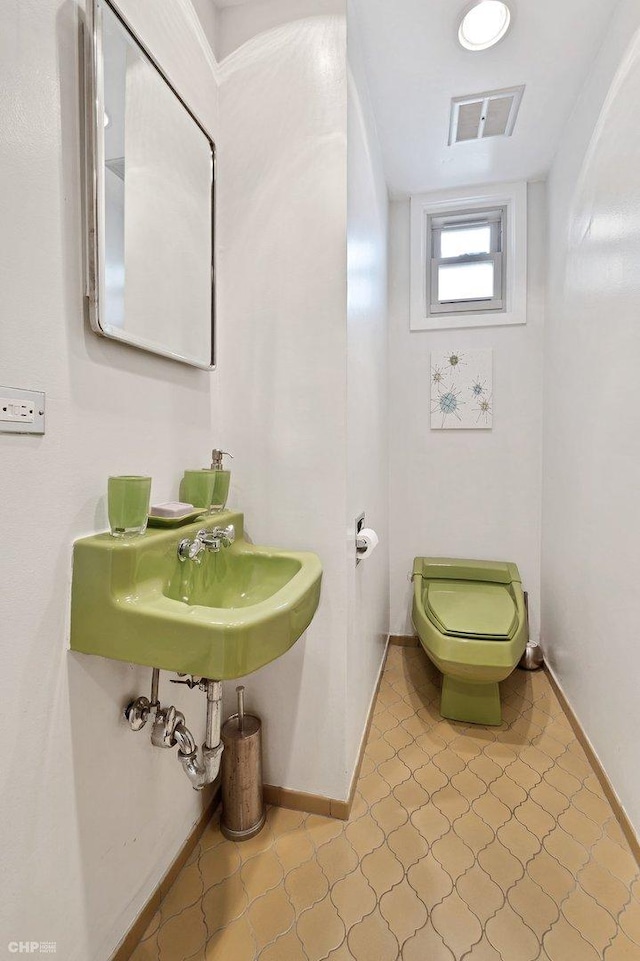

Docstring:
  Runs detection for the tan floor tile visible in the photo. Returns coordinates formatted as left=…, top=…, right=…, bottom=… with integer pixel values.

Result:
left=489, top=773, right=528, bottom=809
left=380, top=878, right=428, bottom=944
left=468, top=754, right=503, bottom=785
left=331, top=868, right=377, bottom=929
left=472, top=793, right=511, bottom=831
left=199, top=817, right=226, bottom=853
left=361, top=843, right=404, bottom=898
left=371, top=794, right=409, bottom=834
left=407, top=853, right=454, bottom=909
left=515, top=797, right=557, bottom=839
left=505, top=758, right=542, bottom=792
left=431, top=784, right=470, bottom=821
left=258, top=927, right=307, bottom=961
left=345, top=814, right=385, bottom=860
left=592, top=835, right=640, bottom=886
left=325, top=942, right=356, bottom=960
left=562, top=888, right=617, bottom=954
left=578, top=860, right=630, bottom=915
left=543, top=916, right=601, bottom=961
left=267, top=806, right=307, bottom=837
left=387, top=821, right=429, bottom=869
left=397, top=741, right=430, bottom=771
left=358, top=771, right=392, bottom=807
left=378, top=755, right=412, bottom=788
left=366, top=736, right=395, bottom=765
left=433, top=750, right=466, bottom=778
left=572, top=788, right=611, bottom=825
left=432, top=830, right=475, bottom=880
left=316, top=834, right=359, bottom=885
left=619, top=897, right=640, bottom=946
left=507, top=875, right=559, bottom=938
left=201, top=872, right=248, bottom=935
left=431, top=890, right=483, bottom=957
left=454, top=810, right=495, bottom=855
left=543, top=824, right=590, bottom=874
left=273, top=828, right=314, bottom=875
left=247, top=885, right=295, bottom=950
left=527, top=850, right=575, bottom=904
left=558, top=805, right=603, bottom=848
left=606, top=929, right=640, bottom=960
left=240, top=848, right=284, bottom=903
left=347, top=908, right=399, bottom=961
left=199, top=841, right=241, bottom=891
left=457, top=864, right=504, bottom=923
left=160, top=860, right=204, bottom=922
left=128, top=651, right=640, bottom=961
left=451, top=768, right=487, bottom=803
left=383, top=723, right=414, bottom=752
left=478, top=838, right=524, bottom=892
left=463, top=936, right=503, bottom=960
left=497, top=817, right=542, bottom=865
left=543, top=761, right=582, bottom=799
left=285, top=858, right=329, bottom=913
left=402, top=921, right=455, bottom=961
left=157, top=901, right=207, bottom=959
left=486, top=903, right=540, bottom=961
left=414, top=762, right=448, bottom=795
left=204, top=915, right=255, bottom=960
left=128, top=938, right=159, bottom=961
left=137, top=910, right=161, bottom=943
left=296, top=897, right=345, bottom=961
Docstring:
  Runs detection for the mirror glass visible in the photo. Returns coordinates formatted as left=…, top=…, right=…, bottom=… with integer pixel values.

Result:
left=88, top=0, right=215, bottom=368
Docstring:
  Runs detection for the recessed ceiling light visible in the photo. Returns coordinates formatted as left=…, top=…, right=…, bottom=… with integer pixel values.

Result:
left=458, top=1, right=511, bottom=52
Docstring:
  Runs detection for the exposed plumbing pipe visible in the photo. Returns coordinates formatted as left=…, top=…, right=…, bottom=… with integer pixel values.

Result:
left=174, top=680, right=223, bottom=791
left=125, top=672, right=224, bottom=791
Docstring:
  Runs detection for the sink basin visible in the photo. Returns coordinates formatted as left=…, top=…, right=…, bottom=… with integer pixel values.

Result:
left=70, top=511, right=322, bottom=679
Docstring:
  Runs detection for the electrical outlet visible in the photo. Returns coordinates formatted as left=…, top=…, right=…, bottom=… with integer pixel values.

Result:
left=0, top=387, right=45, bottom=434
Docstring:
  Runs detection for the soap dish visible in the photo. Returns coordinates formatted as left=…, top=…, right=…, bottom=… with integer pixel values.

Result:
left=147, top=508, right=207, bottom=528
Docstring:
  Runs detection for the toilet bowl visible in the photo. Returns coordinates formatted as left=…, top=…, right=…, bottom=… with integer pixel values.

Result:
left=411, top=557, right=528, bottom=725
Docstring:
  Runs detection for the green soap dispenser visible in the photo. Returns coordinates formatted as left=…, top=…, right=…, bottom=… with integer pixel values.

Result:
left=210, top=449, right=233, bottom=513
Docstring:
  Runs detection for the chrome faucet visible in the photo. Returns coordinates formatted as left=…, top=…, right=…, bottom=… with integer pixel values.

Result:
left=178, top=524, right=235, bottom=562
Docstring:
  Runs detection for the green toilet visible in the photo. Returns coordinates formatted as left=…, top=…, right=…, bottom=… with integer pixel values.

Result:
left=411, top=557, right=528, bottom=726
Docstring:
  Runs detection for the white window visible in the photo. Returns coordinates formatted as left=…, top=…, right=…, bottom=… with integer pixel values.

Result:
left=410, top=181, right=527, bottom=331
left=429, top=207, right=505, bottom=315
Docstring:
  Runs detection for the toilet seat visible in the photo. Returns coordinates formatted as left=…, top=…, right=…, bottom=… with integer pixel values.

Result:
left=424, top=580, right=517, bottom=641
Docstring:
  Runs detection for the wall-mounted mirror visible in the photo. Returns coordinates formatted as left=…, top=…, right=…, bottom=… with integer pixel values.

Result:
left=85, top=0, right=215, bottom=369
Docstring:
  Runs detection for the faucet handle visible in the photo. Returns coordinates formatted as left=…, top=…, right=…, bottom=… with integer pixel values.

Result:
left=177, top=537, right=205, bottom=563
left=222, top=524, right=235, bottom=546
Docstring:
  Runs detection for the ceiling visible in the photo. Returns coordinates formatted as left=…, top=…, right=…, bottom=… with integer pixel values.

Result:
left=352, top=0, right=620, bottom=197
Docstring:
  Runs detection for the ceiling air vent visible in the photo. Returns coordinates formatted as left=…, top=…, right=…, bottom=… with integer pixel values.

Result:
left=448, top=85, right=525, bottom=145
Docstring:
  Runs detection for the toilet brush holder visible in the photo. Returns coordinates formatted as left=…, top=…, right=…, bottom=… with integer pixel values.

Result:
left=518, top=643, right=544, bottom=671
left=220, top=686, right=266, bottom=841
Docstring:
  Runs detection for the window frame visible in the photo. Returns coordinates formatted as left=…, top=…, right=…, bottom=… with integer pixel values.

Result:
left=410, top=181, right=527, bottom=331
left=429, top=206, right=506, bottom=315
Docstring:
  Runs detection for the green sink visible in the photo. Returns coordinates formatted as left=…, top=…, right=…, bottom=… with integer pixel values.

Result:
left=70, top=511, right=322, bottom=679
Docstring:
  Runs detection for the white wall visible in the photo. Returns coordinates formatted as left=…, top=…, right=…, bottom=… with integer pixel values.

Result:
left=542, top=0, right=640, bottom=836
left=0, top=1, right=221, bottom=958
left=388, top=182, right=546, bottom=639
left=215, top=4, right=352, bottom=800
left=345, top=1, right=389, bottom=773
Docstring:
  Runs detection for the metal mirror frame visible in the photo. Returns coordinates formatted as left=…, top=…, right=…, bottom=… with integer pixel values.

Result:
left=84, top=0, right=216, bottom=369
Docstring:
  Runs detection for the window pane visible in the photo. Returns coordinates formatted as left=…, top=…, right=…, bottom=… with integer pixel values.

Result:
left=438, top=262, right=494, bottom=302
left=440, top=225, right=491, bottom=258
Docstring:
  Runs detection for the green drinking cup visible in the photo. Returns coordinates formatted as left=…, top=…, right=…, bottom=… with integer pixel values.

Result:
left=108, top=475, right=152, bottom=537
left=179, top=470, right=216, bottom=511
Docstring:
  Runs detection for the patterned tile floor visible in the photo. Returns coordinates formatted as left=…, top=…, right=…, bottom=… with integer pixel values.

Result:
left=130, top=645, right=640, bottom=960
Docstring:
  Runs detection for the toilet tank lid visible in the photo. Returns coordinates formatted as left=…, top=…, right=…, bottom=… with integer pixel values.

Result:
left=413, top=557, right=521, bottom=585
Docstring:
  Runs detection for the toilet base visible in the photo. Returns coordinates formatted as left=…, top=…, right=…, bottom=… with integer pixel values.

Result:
left=440, top=676, right=502, bottom=726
